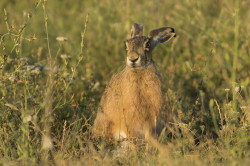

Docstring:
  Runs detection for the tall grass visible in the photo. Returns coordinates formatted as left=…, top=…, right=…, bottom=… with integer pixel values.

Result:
left=0, top=0, right=249, bottom=165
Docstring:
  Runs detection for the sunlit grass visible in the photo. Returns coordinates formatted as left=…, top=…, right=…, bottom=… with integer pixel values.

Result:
left=0, top=0, right=249, bottom=165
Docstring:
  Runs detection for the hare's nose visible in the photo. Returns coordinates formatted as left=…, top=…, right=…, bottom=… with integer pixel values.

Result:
left=130, top=58, right=139, bottom=63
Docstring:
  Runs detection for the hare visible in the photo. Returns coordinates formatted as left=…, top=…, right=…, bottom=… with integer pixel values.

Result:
left=93, top=23, right=175, bottom=140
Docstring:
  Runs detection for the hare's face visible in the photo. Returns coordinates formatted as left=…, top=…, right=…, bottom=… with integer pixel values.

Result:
left=125, top=36, right=151, bottom=69
left=125, top=23, right=175, bottom=69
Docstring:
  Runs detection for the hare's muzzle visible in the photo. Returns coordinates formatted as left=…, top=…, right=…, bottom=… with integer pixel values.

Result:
left=127, top=55, right=141, bottom=68
left=129, top=57, right=139, bottom=63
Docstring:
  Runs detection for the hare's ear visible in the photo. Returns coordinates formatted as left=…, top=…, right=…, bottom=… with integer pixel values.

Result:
left=149, top=27, right=175, bottom=48
left=130, top=23, right=143, bottom=38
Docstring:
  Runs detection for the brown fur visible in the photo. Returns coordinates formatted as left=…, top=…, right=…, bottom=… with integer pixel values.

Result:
left=93, top=23, right=175, bottom=140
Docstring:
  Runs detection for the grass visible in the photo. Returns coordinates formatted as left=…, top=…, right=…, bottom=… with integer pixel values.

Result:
left=0, top=0, right=249, bottom=165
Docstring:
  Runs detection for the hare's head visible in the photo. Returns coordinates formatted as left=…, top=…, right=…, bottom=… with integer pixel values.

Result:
left=125, top=23, right=175, bottom=69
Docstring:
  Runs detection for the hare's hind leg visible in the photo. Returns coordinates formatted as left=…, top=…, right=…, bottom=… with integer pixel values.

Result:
left=113, top=128, right=127, bottom=140
left=93, top=111, right=113, bottom=138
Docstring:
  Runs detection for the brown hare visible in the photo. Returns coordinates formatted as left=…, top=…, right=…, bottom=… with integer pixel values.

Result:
left=93, top=23, right=175, bottom=141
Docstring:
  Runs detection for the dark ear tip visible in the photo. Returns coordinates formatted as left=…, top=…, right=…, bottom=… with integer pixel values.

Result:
left=170, top=28, right=176, bottom=37
left=167, top=27, right=176, bottom=37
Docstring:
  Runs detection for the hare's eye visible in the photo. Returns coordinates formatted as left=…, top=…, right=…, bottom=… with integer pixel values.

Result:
left=145, top=41, right=150, bottom=51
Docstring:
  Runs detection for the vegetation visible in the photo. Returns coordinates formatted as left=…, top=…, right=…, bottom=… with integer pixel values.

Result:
left=0, top=0, right=249, bottom=165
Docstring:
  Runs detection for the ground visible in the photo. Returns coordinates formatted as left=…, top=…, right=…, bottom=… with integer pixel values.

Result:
left=0, top=0, right=249, bottom=165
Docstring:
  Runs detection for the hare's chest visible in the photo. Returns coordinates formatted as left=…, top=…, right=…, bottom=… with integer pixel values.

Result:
left=123, top=75, right=161, bottom=102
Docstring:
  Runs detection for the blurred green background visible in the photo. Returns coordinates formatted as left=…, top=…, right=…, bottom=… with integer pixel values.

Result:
left=0, top=0, right=249, bottom=165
